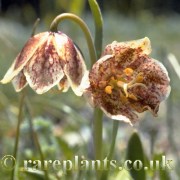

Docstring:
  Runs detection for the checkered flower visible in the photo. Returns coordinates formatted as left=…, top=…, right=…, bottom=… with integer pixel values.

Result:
left=1, top=31, right=86, bottom=96
left=85, top=37, right=171, bottom=125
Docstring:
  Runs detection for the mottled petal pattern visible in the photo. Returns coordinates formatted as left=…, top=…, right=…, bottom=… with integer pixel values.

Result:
left=23, top=34, right=64, bottom=94
left=58, top=76, right=69, bottom=92
left=12, top=70, right=27, bottom=92
left=104, top=37, right=151, bottom=56
left=87, top=37, right=170, bottom=125
left=55, top=32, right=87, bottom=96
left=1, top=31, right=87, bottom=95
left=1, top=32, right=49, bottom=84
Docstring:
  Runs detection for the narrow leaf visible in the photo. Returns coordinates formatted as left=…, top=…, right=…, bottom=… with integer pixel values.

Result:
left=126, top=131, right=146, bottom=180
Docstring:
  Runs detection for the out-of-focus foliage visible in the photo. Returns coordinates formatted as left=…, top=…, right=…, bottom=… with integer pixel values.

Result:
left=0, top=0, right=180, bottom=179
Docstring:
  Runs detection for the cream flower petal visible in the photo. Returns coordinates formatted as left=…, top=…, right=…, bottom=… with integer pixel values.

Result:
left=24, top=35, right=64, bottom=94
left=104, top=37, right=151, bottom=56
left=64, top=45, right=87, bottom=96
left=54, top=32, right=87, bottom=96
left=100, top=106, right=136, bottom=126
left=1, top=32, right=49, bottom=84
left=1, top=54, right=20, bottom=84
left=12, top=70, right=28, bottom=92
left=128, top=57, right=171, bottom=115
left=87, top=37, right=170, bottom=125
left=58, top=76, right=70, bottom=92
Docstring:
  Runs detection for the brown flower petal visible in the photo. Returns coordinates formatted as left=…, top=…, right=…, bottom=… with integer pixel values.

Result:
left=23, top=34, right=64, bottom=94
left=54, top=32, right=87, bottom=96
left=58, top=76, right=69, bottom=92
left=1, top=32, right=49, bottom=84
left=12, top=70, right=27, bottom=92
left=87, top=37, right=170, bottom=125
left=1, top=31, right=87, bottom=95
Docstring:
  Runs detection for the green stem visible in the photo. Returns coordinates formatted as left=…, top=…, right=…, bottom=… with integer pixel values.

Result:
left=31, top=18, right=40, bottom=37
left=50, top=13, right=97, bottom=67
left=93, top=108, right=103, bottom=179
left=25, top=98, right=49, bottom=179
left=88, top=1, right=104, bottom=179
left=88, top=0, right=103, bottom=58
left=11, top=91, right=26, bottom=180
left=107, top=120, right=119, bottom=160
left=93, top=108, right=103, bottom=160
left=101, top=120, right=119, bottom=180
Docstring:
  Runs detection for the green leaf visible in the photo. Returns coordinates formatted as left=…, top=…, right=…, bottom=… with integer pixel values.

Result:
left=19, top=168, right=45, bottom=180
left=69, top=0, right=85, bottom=15
left=88, top=0, right=103, bottom=58
left=115, top=169, right=133, bottom=180
left=153, top=154, right=171, bottom=180
left=126, top=131, right=146, bottom=180
left=56, top=137, right=74, bottom=160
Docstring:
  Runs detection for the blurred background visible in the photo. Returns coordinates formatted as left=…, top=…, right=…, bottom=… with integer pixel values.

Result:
left=0, top=0, right=180, bottom=179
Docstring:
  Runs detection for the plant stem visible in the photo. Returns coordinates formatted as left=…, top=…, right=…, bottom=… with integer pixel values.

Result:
left=88, top=1, right=104, bottom=179
left=93, top=108, right=103, bottom=179
left=93, top=108, right=103, bottom=160
left=25, top=98, right=49, bottom=179
left=101, top=121, right=119, bottom=180
left=107, top=120, right=119, bottom=160
left=50, top=13, right=97, bottom=66
left=88, top=0, right=103, bottom=58
left=31, top=18, right=40, bottom=37
left=11, top=91, right=26, bottom=180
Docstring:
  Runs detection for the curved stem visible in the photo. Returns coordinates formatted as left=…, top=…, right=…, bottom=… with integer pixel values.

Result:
left=11, top=91, right=26, bottom=180
left=50, top=13, right=97, bottom=67
left=31, top=18, right=40, bottom=37
left=88, top=0, right=103, bottom=58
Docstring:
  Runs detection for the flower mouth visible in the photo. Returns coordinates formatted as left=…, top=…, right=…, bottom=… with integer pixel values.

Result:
left=104, top=67, right=147, bottom=101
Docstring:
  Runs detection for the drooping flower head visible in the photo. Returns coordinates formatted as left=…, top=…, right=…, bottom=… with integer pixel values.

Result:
left=86, top=37, right=170, bottom=125
left=1, top=31, right=86, bottom=96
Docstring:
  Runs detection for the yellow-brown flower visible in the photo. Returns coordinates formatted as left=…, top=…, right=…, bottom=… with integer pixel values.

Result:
left=86, top=37, right=171, bottom=125
left=1, top=31, right=86, bottom=95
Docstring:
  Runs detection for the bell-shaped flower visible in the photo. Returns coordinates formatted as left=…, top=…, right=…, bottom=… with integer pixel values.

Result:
left=1, top=31, right=86, bottom=96
left=85, top=37, right=171, bottom=125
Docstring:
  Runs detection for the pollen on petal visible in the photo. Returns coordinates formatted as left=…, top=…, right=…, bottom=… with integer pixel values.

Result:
left=105, top=85, right=113, bottom=94
left=135, top=73, right=144, bottom=83
left=123, top=68, right=134, bottom=76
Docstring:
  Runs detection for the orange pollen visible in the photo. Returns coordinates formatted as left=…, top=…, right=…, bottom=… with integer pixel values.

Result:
left=123, top=68, right=134, bottom=76
left=105, top=85, right=113, bottom=94
left=136, top=73, right=144, bottom=83
left=128, top=93, right=138, bottom=101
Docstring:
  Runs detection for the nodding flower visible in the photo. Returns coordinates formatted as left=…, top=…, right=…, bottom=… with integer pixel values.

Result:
left=85, top=37, right=171, bottom=125
left=1, top=31, right=87, bottom=96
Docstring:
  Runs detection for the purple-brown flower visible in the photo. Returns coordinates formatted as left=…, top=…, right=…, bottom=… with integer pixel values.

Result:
left=1, top=31, right=86, bottom=96
left=86, top=37, right=171, bottom=125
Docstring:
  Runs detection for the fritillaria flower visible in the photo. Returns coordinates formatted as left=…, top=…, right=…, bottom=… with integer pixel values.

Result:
left=86, top=37, right=171, bottom=125
left=1, top=31, right=86, bottom=96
